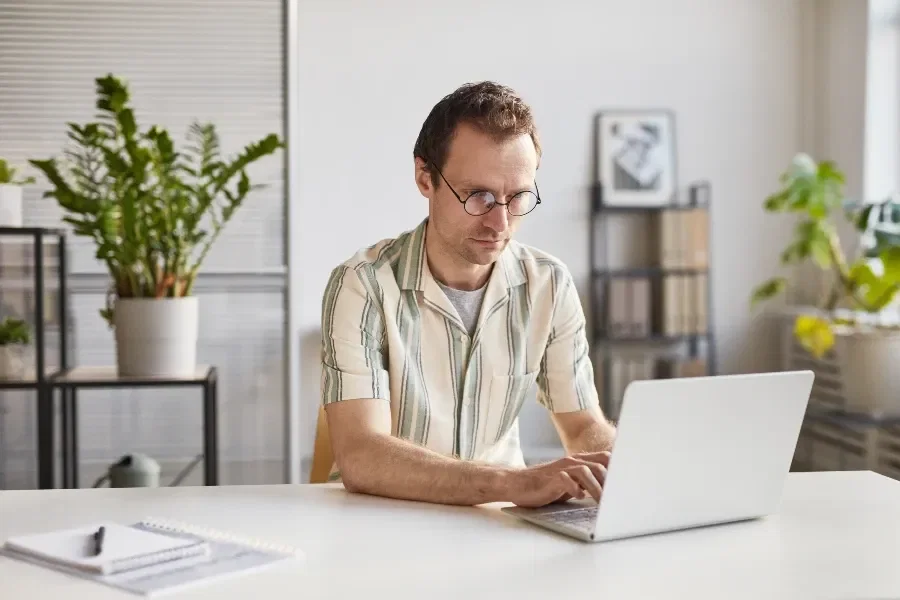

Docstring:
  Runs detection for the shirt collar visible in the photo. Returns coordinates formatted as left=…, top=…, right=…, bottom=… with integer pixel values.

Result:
left=396, top=218, right=527, bottom=292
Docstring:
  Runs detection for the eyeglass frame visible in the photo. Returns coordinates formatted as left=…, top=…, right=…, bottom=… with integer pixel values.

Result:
left=422, top=156, right=542, bottom=217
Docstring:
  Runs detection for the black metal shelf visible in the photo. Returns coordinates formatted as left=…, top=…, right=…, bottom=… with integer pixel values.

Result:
left=589, top=181, right=717, bottom=419
left=0, top=227, right=71, bottom=489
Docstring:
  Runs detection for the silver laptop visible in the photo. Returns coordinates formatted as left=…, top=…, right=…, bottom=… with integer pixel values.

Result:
left=502, top=370, right=814, bottom=542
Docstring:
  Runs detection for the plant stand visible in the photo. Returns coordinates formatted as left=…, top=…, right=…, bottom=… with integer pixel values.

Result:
left=47, top=365, right=219, bottom=489
left=832, top=328, right=900, bottom=416
left=0, top=227, right=70, bottom=490
left=796, top=408, right=900, bottom=478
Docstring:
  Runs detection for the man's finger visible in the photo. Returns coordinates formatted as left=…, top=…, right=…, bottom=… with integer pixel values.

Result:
left=579, top=462, right=606, bottom=485
left=566, top=457, right=609, bottom=483
left=565, top=465, right=602, bottom=502
left=557, top=471, right=584, bottom=500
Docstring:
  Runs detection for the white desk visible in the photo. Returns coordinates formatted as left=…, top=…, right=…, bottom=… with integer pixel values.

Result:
left=1, top=470, right=898, bottom=599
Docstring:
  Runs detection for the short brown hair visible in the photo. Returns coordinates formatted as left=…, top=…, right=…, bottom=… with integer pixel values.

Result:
left=413, top=81, right=541, bottom=187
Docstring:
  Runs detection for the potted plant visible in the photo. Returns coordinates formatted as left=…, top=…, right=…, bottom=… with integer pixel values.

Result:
left=0, top=317, right=31, bottom=380
left=28, top=74, right=283, bottom=377
left=751, top=153, right=900, bottom=415
left=0, top=158, right=36, bottom=227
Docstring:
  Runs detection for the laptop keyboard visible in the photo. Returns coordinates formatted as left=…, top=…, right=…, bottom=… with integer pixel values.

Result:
left=537, top=506, right=599, bottom=531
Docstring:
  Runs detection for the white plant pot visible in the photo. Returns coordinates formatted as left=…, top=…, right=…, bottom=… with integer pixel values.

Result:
left=113, top=297, right=199, bottom=378
left=0, top=345, right=26, bottom=380
left=0, top=184, right=23, bottom=227
left=832, top=327, right=900, bottom=416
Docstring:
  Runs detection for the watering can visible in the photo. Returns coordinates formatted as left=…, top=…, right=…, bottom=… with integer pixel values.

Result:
left=91, top=453, right=203, bottom=488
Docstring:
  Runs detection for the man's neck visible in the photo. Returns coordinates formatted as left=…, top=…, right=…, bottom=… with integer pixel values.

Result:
left=425, top=222, right=492, bottom=291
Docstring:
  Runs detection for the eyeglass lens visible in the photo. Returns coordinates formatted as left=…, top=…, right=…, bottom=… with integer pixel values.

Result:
left=465, top=191, right=539, bottom=216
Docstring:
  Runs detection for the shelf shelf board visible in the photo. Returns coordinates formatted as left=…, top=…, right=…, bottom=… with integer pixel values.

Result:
left=805, top=408, right=900, bottom=428
left=593, top=267, right=708, bottom=278
left=593, top=204, right=707, bottom=214
left=594, top=333, right=709, bottom=344
left=591, top=182, right=711, bottom=214
left=0, top=378, right=40, bottom=390
left=0, top=227, right=66, bottom=236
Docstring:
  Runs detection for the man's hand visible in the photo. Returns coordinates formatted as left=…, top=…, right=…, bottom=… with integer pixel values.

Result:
left=505, top=451, right=611, bottom=508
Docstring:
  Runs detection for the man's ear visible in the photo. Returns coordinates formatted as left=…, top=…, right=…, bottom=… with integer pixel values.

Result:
left=414, top=157, right=433, bottom=197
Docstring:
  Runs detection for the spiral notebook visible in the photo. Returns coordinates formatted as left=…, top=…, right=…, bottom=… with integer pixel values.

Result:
left=2, top=518, right=302, bottom=596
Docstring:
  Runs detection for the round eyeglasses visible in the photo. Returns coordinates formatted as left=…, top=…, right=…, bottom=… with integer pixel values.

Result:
left=425, top=157, right=542, bottom=217
left=458, top=189, right=540, bottom=216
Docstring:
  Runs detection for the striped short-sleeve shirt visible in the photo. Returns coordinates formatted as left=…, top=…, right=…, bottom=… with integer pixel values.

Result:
left=320, top=218, right=600, bottom=467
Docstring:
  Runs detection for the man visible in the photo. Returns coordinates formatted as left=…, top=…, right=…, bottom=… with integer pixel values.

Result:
left=320, top=81, right=617, bottom=507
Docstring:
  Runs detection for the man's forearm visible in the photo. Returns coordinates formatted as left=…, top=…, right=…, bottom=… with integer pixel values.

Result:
left=565, top=419, right=617, bottom=455
left=338, top=433, right=515, bottom=506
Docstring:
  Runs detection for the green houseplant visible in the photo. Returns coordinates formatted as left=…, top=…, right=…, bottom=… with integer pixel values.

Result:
left=0, top=317, right=31, bottom=380
left=29, top=74, right=284, bottom=377
left=751, top=153, right=900, bottom=414
left=0, top=158, right=36, bottom=227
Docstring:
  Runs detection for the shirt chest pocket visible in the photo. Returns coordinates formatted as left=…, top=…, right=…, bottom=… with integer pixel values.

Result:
left=482, top=371, right=539, bottom=446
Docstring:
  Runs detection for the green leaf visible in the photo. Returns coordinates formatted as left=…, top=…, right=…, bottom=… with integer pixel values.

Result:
left=750, top=277, right=787, bottom=308
left=848, top=262, right=877, bottom=287
left=847, top=259, right=899, bottom=310
left=853, top=203, right=875, bottom=231
left=787, top=153, right=818, bottom=182
left=881, top=247, right=900, bottom=284
left=764, top=190, right=790, bottom=211
left=0, top=158, right=36, bottom=185
left=817, top=160, right=846, bottom=185
left=794, top=315, right=835, bottom=358
left=0, top=317, right=31, bottom=346
left=807, top=187, right=828, bottom=220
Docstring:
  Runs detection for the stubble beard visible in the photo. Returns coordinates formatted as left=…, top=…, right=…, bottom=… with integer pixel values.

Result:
left=458, top=237, right=507, bottom=266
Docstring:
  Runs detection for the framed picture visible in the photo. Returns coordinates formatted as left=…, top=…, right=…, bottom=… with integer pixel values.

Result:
left=596, top=110, right=677, bottom=207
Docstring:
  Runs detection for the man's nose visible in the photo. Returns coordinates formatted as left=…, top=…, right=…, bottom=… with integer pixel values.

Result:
left=483, top=204, right=508, bottom=233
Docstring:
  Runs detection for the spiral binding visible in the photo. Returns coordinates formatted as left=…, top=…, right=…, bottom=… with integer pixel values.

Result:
left=107, top=542, right=209, bottom=575
left=138, top=518, right=301, bottom=557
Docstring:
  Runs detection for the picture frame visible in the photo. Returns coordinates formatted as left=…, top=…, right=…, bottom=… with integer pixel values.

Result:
left=595, top=110, right=677, bottom=207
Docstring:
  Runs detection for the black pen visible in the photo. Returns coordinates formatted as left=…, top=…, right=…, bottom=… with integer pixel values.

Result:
left=92, top=526, right=105, bottom=556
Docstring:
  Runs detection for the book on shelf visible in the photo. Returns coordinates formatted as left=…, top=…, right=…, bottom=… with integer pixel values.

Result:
left=658, top=356, right=708, bottom=379
left=660, top=273, right=708, bottom=336
left=657, top=205, right=710, bottom=337
left=606, top=277, right=652, bottom=338
left=599, top=200, right=711, bottom=341
left=657, top=206, right=708, bottom=269
left=603, top=354, right=657, bottom=415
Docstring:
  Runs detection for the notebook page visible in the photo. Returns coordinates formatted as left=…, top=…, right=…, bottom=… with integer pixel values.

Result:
left=3, top=523, right=205, bottom=574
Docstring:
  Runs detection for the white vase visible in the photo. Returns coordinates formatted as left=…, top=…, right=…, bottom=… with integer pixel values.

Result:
left=0, top=345, right=26, bottom=380
left=113, top=297, right=199, bottom=378
left=0, top=184, right=23, bottom=227
left=832, top=327, right=900, bottom=416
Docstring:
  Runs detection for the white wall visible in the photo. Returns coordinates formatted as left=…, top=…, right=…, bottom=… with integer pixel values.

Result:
left=292, top=0, right=805, bottom=467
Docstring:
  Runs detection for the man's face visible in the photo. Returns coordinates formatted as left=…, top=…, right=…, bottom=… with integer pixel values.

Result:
left=416, top=122, right=538, bottom=266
